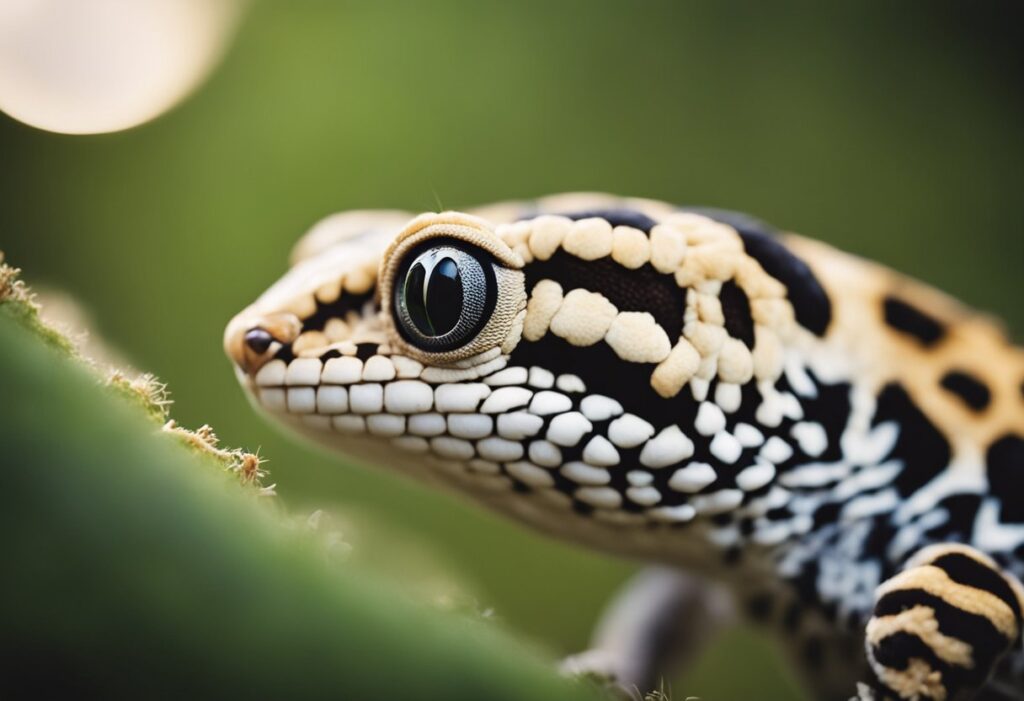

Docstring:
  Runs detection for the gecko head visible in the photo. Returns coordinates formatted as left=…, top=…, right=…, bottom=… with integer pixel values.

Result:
left=226, top=197, right=828, bottom=556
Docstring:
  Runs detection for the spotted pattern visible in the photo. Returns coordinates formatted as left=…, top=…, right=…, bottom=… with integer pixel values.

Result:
left=225, top=193, right=1024, bottom=700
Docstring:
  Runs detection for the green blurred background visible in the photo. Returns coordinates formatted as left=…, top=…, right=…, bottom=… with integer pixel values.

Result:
left=2, top=2, right=1022, bottom=698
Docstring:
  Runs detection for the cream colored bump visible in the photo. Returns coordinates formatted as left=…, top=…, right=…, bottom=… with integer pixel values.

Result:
left=562, top=217, right=613, bottom=260
left=662, top=211, right=716, bottom=235
left=649, top=223, right=687, bottom=274
left=523, top=279, right=564, bottom=342
left=512, top=242, right=533, bottom=264
left=695, top=355, right=717, bottom=381
left=343, top=262, right=376, bottom=294
left=697, top=293, right=725, bottom=325
left=674, top=215, right=742, bottom=247
left=683, top=289, right=699, bottom=324
left=293, top=331, right=328, bottom=356
left=690, top=242, right=737, bottom=280
left=718, top=337, right=754, bottom=384
left=528, top=215, right=572, bottom=261
left=323, top=318, right=350, bottom=342
left=496, top=220, right=532, bottom=248
left=284, top=295, right=317, bottom=319
left=752, top=325, right=783, bottom=380
left=315, top=279, right=343, bottom=304
left=651, top=338, right=701, bottom=398
left=501, top=307, right=527, bottom=354
left=685, top=321, right=726, bottom=357
left=674, top=257, right=704, bottom=288
left=734, top=258, right=786, bottom=299
left=549, top=289, right=617, bottom=346
left=610, top=225, right=649, bottom=269
left=604, top=312, right=671, bottom=363
left=751, top=298, right=795, bottom=330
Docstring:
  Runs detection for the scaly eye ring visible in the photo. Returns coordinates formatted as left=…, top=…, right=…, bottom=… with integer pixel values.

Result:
left=392, top=240, right=498, bottom=352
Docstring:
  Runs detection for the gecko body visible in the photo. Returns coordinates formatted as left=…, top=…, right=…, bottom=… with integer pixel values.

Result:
left=225, top=194, right=1024, bottom=700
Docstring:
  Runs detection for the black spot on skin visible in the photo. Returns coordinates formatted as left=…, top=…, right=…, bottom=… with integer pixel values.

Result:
left=928, top=494, right=982, bottom=543
left=720, top=280, right=755, bottom=349
left=861, top=515, right=898, bottom=567
left=511, top=333, right=688, bottom=428
left=790, top=373, right=851, bottom=464
left=300, top=290, right=375, bottom=333
left=987, top=434, right=1024, bottom=523
left=812, top=502, right=842, bottom=530
left=354, top=343, right=379, bottom=361
left=874, top=588, right=1009, bottom=686
left=560, top=208, right=657, bottom=233
left=735, top=229, right=832, bottom=337
left=882, top=296, right=946, bottom=347
left=869, top=632, right=961, bottom=691
left=940, top=370, right=992, bottom=411
left=524, top=252, right=687, bottom=350
left=930, top=552, right=1022, bottom=623
left=872, top=383, right=951, bottom=497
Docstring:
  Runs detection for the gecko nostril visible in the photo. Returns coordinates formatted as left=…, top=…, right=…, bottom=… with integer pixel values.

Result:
left=244, top=328, right=274, bottom=354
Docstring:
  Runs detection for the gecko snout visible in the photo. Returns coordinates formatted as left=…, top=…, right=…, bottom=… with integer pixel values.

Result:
left=224, top=311, right=302, bottom=376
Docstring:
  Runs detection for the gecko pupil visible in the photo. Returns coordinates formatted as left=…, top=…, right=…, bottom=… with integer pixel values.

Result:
left=405, top=257, right=463, bottom=336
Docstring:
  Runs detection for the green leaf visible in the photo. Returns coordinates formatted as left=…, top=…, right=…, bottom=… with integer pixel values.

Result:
left=0, top=315, right=602, bottom=701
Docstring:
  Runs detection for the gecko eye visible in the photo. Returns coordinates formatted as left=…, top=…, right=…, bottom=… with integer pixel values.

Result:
left=392, top=240, right=498, bottom=352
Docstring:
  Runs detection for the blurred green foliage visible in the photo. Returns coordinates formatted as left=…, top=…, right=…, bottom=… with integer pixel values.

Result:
left=0, top=315, right=601, bottom=700
left=1, top=2, right=1021, bottom=699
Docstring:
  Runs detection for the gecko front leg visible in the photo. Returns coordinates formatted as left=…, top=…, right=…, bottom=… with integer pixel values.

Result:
left=561, top=567, right=735, bottom=698
left=859, top=544, right=1024, bottom=701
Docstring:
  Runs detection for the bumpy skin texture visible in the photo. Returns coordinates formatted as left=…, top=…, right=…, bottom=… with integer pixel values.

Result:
left=225, top=194, right=1024, bottom=700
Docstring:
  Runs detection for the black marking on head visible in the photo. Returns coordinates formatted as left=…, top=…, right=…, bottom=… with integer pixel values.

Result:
left=940, top=370, right=992, bottom=412
left=882, top=296, right=946, bottom=347
left=301, top=290, right=375, bottom=333
left=525, top=251, right=686, bottom=342
left=720, top=280, right=755, bottom=349
left=872, top=383, right=951, bottom=497
left=511, top=333, right=689, bottom=430
left=559, top=208, right=657, bottom=233
left=987, top=434, right=1024, bottom=523
left=929, top=552, right=1023, bottom=624
left=736, top=229, right=832, bottom=336
left=679, top=208, right=831, bottom=336
left=354, top=343, right=379, bottom=361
